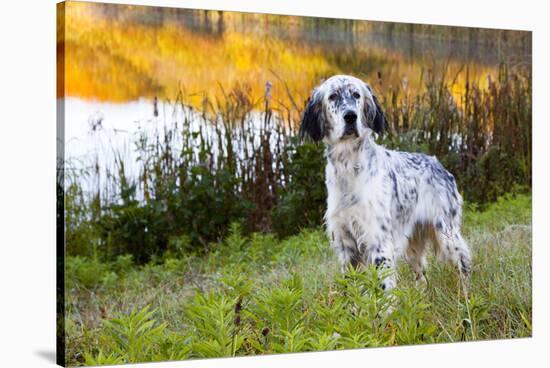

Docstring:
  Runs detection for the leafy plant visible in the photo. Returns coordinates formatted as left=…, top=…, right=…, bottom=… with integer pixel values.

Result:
left=98, top=306, right=166, bottom=363
left=184, top=292, right=245, bottom=358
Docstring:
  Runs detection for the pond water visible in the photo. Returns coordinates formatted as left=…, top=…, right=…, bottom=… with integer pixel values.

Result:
left=60, top=2, right=531, bottom=190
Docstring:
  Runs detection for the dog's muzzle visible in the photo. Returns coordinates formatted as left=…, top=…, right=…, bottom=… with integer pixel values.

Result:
left=343, top=111, right=359, bottom=138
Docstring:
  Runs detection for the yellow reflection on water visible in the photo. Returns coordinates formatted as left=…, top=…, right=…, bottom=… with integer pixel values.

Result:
left=60, top=2, right=501, bottom=112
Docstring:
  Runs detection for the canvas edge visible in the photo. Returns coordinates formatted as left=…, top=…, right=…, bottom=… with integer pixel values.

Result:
left=56, top=1, right=66, bottom=367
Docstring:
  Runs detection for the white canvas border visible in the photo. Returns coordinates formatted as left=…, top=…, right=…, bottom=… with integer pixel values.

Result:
left=0, top=0, right=547, bottom=367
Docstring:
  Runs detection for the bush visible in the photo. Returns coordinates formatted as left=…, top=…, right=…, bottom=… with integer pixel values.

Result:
left=96, top=166, right=253, bottom=264
left=66, top=256, right=110, bottom=289
left=271, top=140, right=326, bottom=237
left=463, top=145, right=530, bottom=203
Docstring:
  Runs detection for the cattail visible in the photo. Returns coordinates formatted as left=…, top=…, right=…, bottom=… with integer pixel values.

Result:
left=235, top=297, right=242, bottom=313
left=264, top=81, right=273, bottom=113
left=153, top=96, right=159, bottom=117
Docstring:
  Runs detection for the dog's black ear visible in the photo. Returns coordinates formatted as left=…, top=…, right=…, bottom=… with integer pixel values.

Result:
left=371, top=94, right=388, bottom=134
left=364, top=84, right=388, bottom=134
left=299, top=90, right=325, bottom=142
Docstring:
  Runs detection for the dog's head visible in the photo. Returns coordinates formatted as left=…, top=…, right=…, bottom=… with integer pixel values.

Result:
left=299, top=75, right=387, bottom=144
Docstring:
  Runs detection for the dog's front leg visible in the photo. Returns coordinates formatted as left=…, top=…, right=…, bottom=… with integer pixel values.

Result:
left=363, top=234, right=397, bottom=291
left=330, top=229, right=362, bottom=273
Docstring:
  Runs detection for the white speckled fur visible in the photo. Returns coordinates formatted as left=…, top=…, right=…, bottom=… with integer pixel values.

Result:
left=300, top=75, right=471, bottom=290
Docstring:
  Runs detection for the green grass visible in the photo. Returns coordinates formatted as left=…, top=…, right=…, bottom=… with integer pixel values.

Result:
left=65, top=193, right=532, bottom=366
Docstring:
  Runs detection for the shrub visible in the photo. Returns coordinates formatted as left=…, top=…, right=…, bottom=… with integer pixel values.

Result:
left=66, top=256, right=110, bottom=289
left=90, top=306, right=167, bottom=364
left=463, top=145, right=530, bottom=203
left=271, top=140, right=326, bottom=237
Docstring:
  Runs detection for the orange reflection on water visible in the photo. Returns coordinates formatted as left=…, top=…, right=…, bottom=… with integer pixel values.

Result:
left=59, top=2, right=500, bottom=112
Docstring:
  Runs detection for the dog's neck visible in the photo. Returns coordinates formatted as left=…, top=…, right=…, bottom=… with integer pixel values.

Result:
left=326, top=134, right=379, bottom=172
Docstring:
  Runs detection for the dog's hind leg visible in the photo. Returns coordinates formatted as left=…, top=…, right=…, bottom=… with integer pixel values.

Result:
left=433, top=219, right=472, bottom=279
left=405, top=225, right=432, bottom=286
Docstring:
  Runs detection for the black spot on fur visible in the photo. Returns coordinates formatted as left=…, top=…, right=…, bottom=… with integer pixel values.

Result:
left=460, top=255, right=471, bottom=275
left=374, top=256, right=386, bottom=267
left=388, top=170, right=399, bottom=201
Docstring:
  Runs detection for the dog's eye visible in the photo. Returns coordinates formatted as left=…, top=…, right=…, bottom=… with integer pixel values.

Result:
left=329, top=93, right=338, bottom=101
left=352, top=92, right=361, bottom=99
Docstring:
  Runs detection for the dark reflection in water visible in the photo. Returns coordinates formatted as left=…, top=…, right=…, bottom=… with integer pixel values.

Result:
left=172, top=8, right=531, bottom=67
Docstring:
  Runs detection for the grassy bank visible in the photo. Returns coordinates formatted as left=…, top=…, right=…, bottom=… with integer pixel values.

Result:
left=65, top=193, right=531, bottom=366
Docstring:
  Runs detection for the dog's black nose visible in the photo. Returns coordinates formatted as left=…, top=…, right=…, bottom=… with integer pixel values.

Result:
left=344, top=111, right=357, bottom=125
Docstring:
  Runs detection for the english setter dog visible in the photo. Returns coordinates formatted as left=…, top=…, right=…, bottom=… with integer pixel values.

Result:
left=300, top=75, right=471, bottom=291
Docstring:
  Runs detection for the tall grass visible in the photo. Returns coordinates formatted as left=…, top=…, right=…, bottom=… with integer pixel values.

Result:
left=381, top=63, right=531, bottom=202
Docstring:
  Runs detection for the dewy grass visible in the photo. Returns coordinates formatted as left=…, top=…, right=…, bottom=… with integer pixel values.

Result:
left=65, top=193, right=532, bottom=366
